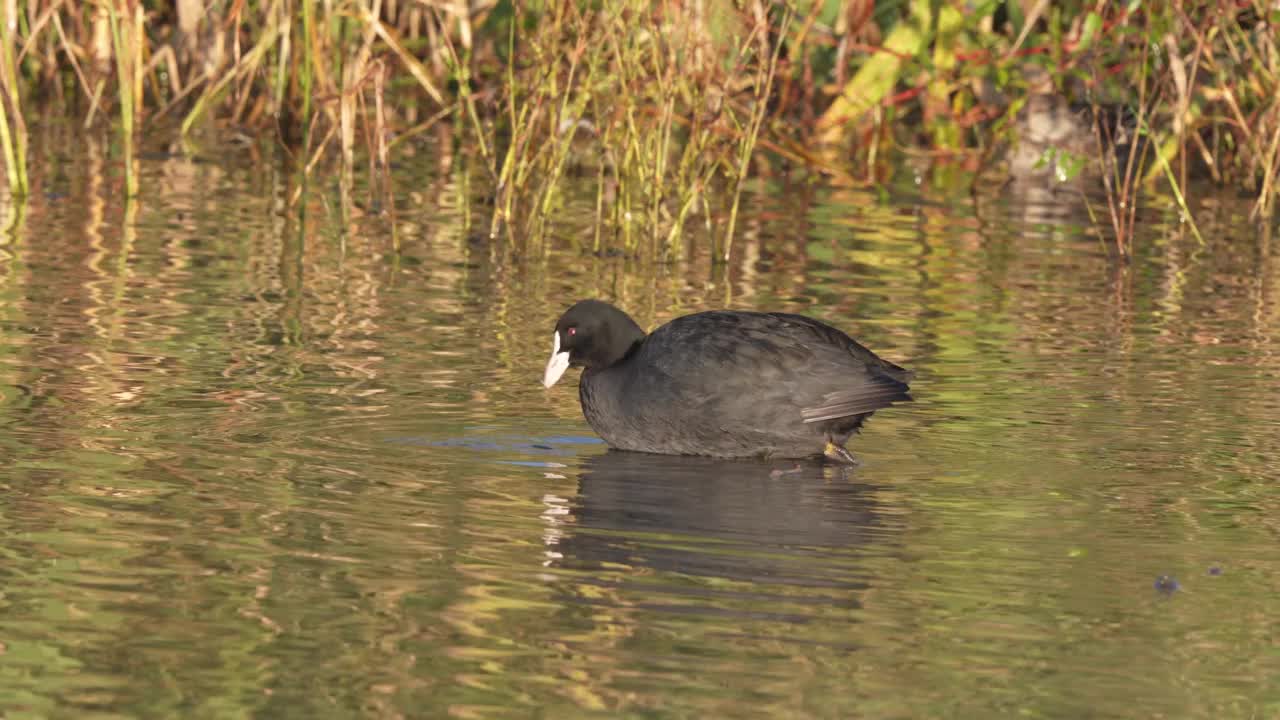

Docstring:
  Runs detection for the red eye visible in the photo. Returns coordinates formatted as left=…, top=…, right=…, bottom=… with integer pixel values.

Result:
left=567, top=327, right=577, bottom=336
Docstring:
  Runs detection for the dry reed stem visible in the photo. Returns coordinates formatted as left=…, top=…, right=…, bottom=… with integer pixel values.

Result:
left=50, top=12, right=94, bottom=108
left=358, top=5, right=445, bottom=105
left=106, top=0, right=137, bottom=196
left=1255, top=120, right=1280, bottom=220
left=182, top=0, right=282, bottom=136
left=0, top=0, right=28, bottom=195
left=723, top=4, right=789, bottom=263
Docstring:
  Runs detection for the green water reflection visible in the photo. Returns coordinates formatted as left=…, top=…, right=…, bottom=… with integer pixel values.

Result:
left=0, top=139, right=1277, bottom=718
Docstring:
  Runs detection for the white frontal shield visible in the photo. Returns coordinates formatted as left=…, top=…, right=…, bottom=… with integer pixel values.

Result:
left=542, top=332, right=571, bottom=388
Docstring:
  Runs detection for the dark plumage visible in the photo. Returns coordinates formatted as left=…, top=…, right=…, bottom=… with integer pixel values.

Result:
left=541, top=299, right=912, bottom=462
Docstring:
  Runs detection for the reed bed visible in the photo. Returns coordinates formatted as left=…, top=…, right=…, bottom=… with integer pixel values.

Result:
left=0, top=0, right=1275, bottom=258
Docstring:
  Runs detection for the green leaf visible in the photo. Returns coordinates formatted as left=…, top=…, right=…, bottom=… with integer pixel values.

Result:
left=1077, top=12, right=1102, bottom=52
left=1057, top=151, right=1087, bottom=182
left=1032, top=147, right=1057, bottom=171
left=817, top=0, right=931, bottom=144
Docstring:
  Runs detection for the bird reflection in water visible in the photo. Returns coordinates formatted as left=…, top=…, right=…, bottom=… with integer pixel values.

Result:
left=539, top=451, right=899, bottom=594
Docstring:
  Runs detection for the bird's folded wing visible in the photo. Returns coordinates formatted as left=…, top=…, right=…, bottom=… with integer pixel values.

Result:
left=800, top=378, right=912, bottom=424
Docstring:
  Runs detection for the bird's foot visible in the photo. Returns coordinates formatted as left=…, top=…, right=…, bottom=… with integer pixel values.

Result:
left=823, top=442, right=861, bottom=466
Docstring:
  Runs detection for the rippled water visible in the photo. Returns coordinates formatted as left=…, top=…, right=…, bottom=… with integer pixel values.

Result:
left=0, top=139, right=1278, bottom=718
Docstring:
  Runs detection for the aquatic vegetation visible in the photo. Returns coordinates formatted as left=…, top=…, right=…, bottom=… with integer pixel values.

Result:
left=0, top=1, right=1275, bottom=256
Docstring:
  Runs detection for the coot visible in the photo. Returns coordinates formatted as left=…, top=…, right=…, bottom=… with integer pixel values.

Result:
left=542, top=300, right=912, bottom=462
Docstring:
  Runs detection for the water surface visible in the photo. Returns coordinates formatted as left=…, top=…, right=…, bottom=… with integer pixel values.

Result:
left=0, top=141, right=1278, bottom=718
